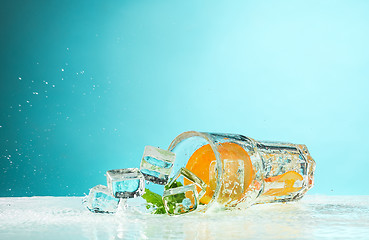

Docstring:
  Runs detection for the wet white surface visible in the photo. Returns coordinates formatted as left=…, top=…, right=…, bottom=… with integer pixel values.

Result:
left=1, top=195, right=368, bottom=240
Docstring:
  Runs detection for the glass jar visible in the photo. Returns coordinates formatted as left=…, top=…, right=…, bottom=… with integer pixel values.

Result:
left=167, top=131, right=316, bottom=212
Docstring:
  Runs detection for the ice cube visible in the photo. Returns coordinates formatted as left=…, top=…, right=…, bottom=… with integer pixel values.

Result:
left=162, top=167, right=207, bottom=215
left=106, top=168, right=145, bottom=198
left=167, top=167, right=207, bottom=199
left=140, top=146, right=176, bottom=185
left=162, top=184, right=198, bottom=215
left=83, top=185, right=120, bottom=213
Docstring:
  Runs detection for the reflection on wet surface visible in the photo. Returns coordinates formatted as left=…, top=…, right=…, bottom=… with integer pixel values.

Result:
left=1, top=196, right=369, bottom=239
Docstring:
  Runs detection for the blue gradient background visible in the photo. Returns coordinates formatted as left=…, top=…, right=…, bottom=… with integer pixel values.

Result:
left=1, top=0, right=369, bottom=197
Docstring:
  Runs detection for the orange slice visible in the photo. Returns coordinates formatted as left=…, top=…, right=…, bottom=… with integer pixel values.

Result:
left=263, top=171, right=303, bottom=197
left=184, top=142, right=253, bottom=204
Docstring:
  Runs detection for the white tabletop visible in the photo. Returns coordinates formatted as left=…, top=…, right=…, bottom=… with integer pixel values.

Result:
left=1, top=195, right=368, bottom=240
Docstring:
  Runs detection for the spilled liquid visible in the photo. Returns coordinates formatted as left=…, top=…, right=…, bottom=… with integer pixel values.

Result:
left=1, top=196, right=369, bottom=239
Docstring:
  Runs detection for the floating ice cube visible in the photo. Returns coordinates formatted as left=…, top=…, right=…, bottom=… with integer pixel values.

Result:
left=140, top=146, right=176, bottom=185
left=83, top=185, right=120, bottom=213
left=106, top=168, right=145, bottom=198
left=163, top=184, right=198, bottom=215
left=168, top=167, right=207, bottom=199
left=162, top=167, right=207, bottom=215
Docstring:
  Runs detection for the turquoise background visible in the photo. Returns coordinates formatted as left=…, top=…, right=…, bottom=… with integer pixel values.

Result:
left=1, top=0, right=369, bottom=197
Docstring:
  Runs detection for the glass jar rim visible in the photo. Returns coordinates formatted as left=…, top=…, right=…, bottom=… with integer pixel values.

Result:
left=167, top=131, right=223, bottom=211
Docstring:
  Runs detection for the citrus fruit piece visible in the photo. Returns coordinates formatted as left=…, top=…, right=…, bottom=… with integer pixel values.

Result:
left=262, top=171, right=303, bottom=197
left=184, top=142, right=253, bottom=205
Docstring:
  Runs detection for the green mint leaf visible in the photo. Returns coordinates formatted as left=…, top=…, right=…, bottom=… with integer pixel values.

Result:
left=142, top=181, right=187, bottom=215
left=142, top=188, right=162, bottom=206
left=142, top=188, right=166, bottom=214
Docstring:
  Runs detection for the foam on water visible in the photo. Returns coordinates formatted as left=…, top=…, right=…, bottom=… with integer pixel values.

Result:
left=1, top=196, right=369, bottom=239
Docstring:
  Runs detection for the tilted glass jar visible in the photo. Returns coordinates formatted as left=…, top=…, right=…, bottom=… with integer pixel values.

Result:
left=167, top=131, right=316, bottom=212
